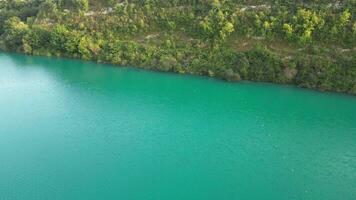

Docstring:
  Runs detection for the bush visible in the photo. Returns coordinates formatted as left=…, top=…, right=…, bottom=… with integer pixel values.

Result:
left=233, top=53, right=250, bottom=79
left=245, top=46, right=285, bottom=83
left=159, top=55, right=178, bottom=72
left=2, top=17, right=29, bottom=51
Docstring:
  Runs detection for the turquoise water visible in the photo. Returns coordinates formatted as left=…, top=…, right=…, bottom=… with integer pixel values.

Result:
left=0, top=52, right=355, bottom=200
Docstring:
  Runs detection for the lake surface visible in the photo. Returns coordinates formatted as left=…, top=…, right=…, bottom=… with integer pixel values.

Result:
left=0, top=52, right=355, bottom=200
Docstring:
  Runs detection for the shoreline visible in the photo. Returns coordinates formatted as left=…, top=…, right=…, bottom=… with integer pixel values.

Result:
left=1, top=50, right=355, bottom=97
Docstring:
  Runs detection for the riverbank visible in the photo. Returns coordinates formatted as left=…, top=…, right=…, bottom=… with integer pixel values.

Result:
left=1, top=1, right=355, bottom=94
left=1, top=43, right=354, bottom=95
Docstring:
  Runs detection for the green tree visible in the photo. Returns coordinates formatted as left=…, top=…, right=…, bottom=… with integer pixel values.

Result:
left=2, top=17, right=29, bottom=51
left=283, top=23, right=293, bottom=39
left=71, top=0, right=89, bottom=12
left=200, top=0, right=234, bottom=49
left=22, top=25, right=51, bottom=54
left=78, top=36, right=101, bottom=60
left=37, top=0, right=58, bottom=19
left=292, top=8, right=325, bottom=44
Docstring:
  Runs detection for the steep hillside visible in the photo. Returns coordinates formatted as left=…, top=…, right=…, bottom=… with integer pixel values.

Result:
left=1, top=0, right=355, bottom=94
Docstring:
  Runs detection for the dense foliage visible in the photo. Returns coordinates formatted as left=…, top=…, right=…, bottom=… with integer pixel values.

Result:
left=1, top=0, right=355, bottom=94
